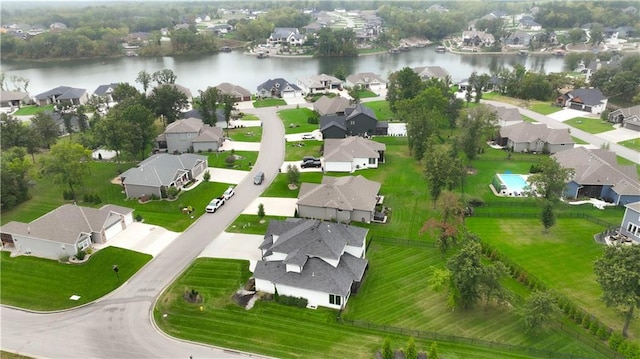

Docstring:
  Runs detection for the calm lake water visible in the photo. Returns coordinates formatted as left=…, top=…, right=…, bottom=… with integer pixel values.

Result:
left=2, top=47, right=567, bottom=96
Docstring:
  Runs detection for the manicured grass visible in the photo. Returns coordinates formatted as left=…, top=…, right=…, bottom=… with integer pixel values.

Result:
left=12, top=104, right=55, bottom=116
left=529, top=103, right=562, bottom=115
left=522, top=115, right=537, bottom=123
left=227, top=126, right=262, bottom=142
left=284, top=140, right=322, bottom=161
left=362, top=100, right=394, bottom=121
left=240, top=114, right=260, bottom=121
left=226, top=214, right=286, bottom=234
left=1, top=351, right=33, bottom=359
left=618, top=138, right=640, bottom=151
left=571, top=136, right=589, bottom=144
left=357, top=89, right=378, bottom=98
left=0, top=247, right=151, bottom=310
left=564, top=117, right=614, bottom=134
left=466, top=217, right=640, bottom=338
left=307, top=92, right=336, bottom=102
left=253, top=98, right=286, bottom=108
left=260, top=172, right=323, bottom=198
left=617, top=156, right=640, bottom=178
left=278, top=108, right=318, bottom=134
left=206, top=150, right=258, bottom=170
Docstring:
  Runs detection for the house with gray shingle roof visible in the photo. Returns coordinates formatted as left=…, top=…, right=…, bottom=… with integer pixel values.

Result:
left=155, top=117, right=224, bottom=153
left=412, top=66, right=450, bottom=82
left=267, top=27, right=306, bottom=46
left=620, top=202, right=640, bottom=242
left=345, top=72, right=387, bottom=93
left=608, top=105, right=640, bottom=132
left=490, top=105, right=523, bottom=127
left=556, top=88, right=608, bottom=114
left=214, top=82, right=252, bottom=102
left=320, top=103, right=387, bottom=139
left=297, top=175, right=381, bottom=223
left=497, top=122, right=574, bottom=154
left=297, top=74, right=342, bottom=94
left=254, top=218, right=368, bottom=309
left=257, top=78, right=302, bottom=99
left=93, top=83, right=120, bottom=104
left=35, top=86, right=89, bottom=106
left=0, top=90, right=30, bottom=108
left=0, top=204, right=133, bottom=260
left=120, top=153, right=208, bottom=198
left=552, top=147, right=640, bottom=206
left=313, top=95, right=350, bottom=116
left=324, top=137, right=386, bottom=172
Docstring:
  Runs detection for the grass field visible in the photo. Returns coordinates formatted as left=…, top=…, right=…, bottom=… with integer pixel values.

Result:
left=564, top=117, right=614, bottom=134
left=618, top=138, right=640, bottom=152
left=284, top=140, right=322, bottom=161
left=227, top=126, right=262, bottom=142
left=0, top=247, right=151, bottom=310
left=12, top=104, right=55, bottom=116
left=1, top=351, right=32, bottom=359
left=207, top=150, right=258, bottom=170
left=253, top=98, right=286, bottom=108
left=529, top=103, right=561, bottom=115
left=466, top=217, right=640, bottom=338
left=363, top=100, right=394, bottom=121
left=278, top=108, right=318, bottom=134
left=357, top=89, right=378, bottom=98
left=226, top=214, right=287, bottom=234
left=260, top=172, right=323, bottom=198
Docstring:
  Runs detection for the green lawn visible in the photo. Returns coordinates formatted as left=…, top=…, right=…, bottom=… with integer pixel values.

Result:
left=466, top=217, right=640, bottom=339
left=357, top=89, right=378, bottom=98
left=522, top=115, right=537, bottom=123
left=571, top=136, right=589, bottom=144
left=240, top=113, right=260, bottom=121
left=226, top=214, right=287, bottom=234
left=529, top=103, right=562, bottom=115
left=284, top=140, right=322, bottom=161
left=206, top=150, right=258, bottom=170
left=227, top=126, right=262, bottom=142
left=253, top=98, right=286, bottom=108
left=12, top=104, right=55, bottom=116
left=362, top=100, right=394, bottom=121
left=564, top=117, right=614, bottom=134
left=278, top=108, right=318, bottom=134
left=1, top=351, right=33, bottom=359
left=619, top=138, right=640, bottom=152
left=260, top=172, right=323, bottom=198
left=0, top=247, right=151, bottom=310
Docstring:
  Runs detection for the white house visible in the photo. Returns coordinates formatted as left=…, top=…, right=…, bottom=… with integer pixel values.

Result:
left=345, top=72, right=387, bottom=92
left=254, top=219, right=369, bottom=310
left=296, top=74, right=342, bottom=94
left=257, top=78, right=302, bottom=99
left=0, top=204, right=133, bottom=260
left=268, top=27, right=306, bottom=46
left=155, top=117, right=224, bottom=153
left=556, top=88, right=608, bottom=115
left=323, top=137, right=386, bottom=173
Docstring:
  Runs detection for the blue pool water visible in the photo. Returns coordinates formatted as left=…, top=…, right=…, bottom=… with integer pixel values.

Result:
left=497, top=174, right=529, bottom=193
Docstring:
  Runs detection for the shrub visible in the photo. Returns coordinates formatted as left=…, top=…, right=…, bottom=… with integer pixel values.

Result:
left=151, top=193, right=159, bottom=201
left=466, top=196, right=485, bottom=207
left=75, top=250, right=86, bottom=260
left=225, top=155, right=236, bottom=167
left=276, top=294, right=308, bottom=308
left=609, top=333, right=624, bottom=351
left=203, top=170, right=211, bottom=182
left=86, top=248, right=94, bottom=255
left=307, top=116, right=319, bottom=124
left=63, top=190, right=74, bottom=200
left=92, top=194, right=102, bottom=204
left=83, top=193, right=92, bottom=202
left=135, top=214, right=143, bottom=222
left=597, top=326, right=610, bottom=341
left=589, top=321, right=599, bottom=335
left=167, top=186, right=180, bottom=199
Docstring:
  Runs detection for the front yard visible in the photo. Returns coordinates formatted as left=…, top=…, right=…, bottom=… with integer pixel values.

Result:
left=253, top=98, right=286, bottom=108
left=227, top=126, right=262, bottom=142
left=284, top=140, right=322, bottom=161
left=278, top=108, right=318, bottom=134
left=564, top=117, right=614, bottom=134
left=207, top=150, right=258, bottom=170
left=619, top=138, right=640, bottom=152
left=0, top=247, right=151, bottom=310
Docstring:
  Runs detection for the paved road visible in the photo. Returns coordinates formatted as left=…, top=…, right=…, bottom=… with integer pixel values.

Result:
left=483, top=100, right=640, bottom=164
left=1, top=107, right=284, bottom=359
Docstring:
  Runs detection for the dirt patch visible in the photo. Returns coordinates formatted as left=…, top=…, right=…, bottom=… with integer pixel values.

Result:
left=288, top=184, right=298, bottom=190
left=466, top=167, right=477, bottom=175
left=110, top=175, right=122, bottom=185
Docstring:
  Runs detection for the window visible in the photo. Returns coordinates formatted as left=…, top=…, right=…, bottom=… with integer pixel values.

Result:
left=628, top=223, right=640, bottom=237
left=329, top=294, right=341, bottom=306
left=368, top=158, right=375, bottom=165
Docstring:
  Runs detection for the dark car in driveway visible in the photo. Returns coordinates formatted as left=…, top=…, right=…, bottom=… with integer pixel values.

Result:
left=301, top=160, right=322, bottom=168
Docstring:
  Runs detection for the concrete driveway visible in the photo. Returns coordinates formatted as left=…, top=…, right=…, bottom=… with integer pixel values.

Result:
left=242, top=197, right=298, bottom=217
left=207, top=167, right=249, bottom=184
left=219, top=140, right=261, bottom=151
left=597, top=127, right=640, bottom=143
left=97, top=222, right=179, bottom=257
left=284, top=129, right=322, bottom=142
left=198, top=232, right=263, bottom=271
left=280, top=160, right=322, bottom=173
left=284, top=96, right=309, bottom=106
left=548, top=108, right=594, bottom=122
left=230, top=119, right=262, bottom=127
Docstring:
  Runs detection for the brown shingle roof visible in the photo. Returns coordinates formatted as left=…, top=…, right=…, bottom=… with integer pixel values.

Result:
left=297, top=175, right=380, bottom=212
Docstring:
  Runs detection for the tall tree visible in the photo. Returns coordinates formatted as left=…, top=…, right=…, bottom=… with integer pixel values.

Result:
left=62, top=113, right=75, bottom=139
left=420, top=191, right=464, bottom=255
left=112, top=82, right=141, bottom=103
left=540, top=201, right=556, bottom=233
left=136, top=70, right=152, bottom=93
left=386, top=67, right=424, bottom=113
left=405, top=337, right=417, bottom=359
left=347, top=85, right=361, bottom=104
left=456, top=105, right=498, bottom=161
left=222, top=94, right=235, bottom=134
left=594, top=245, right=640, bottom=337
left=149, top=84, right=188, bottom=125
left=198, top=87, right=220, bottom=126
left=30, top=112, right=59, bottom=149
left=286, top=164, right=300, bottom=186
left=423, top=141, right=463, bottom=205
left=119, top=103, right=156, bottom=160
left=527, top=157, right=573, bottom=202
left=520, top=291, right=558, bottom=333
left=94, top=113, right=129, bottom=159
left=0, top=147, right=32, bottom=210
left=42, top=141, right=92, bottom=199
left=1, top=113, right=29, bottom=149
left=152, top=69, right=177, bottom=85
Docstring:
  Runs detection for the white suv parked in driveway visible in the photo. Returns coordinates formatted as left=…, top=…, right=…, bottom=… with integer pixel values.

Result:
left=223, top=186, right=235, bottom=200
left=205, top=197, right=225, bottom=213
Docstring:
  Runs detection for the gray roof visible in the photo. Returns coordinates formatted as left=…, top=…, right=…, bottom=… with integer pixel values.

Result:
left=626, top=201, right=640, bottom=214
left=121, top=153, right=207, bottom=187
left=93, top=83, right=120, bottom=96
left=313, top=96, right=350, bottom=116
left=214, top=82, right=252, bottom=99
left=491, top=105, right=522, bottom=125
left=412, top=66, right=450, bottom=81
left=552, top=147, right=640, bottom=196
left=0, top=204, right=131, bottom=245
left=192, top=126, right=223, bottom=143
left=346, top=72, right=387, bottom=86
left=257, top=78, right=301, bottom=93
left=346, top=103, right=376, bottom=120
left=564, top=88, right=606, bottom=106
left=500, top=122, right=573, bottom=145
left=319, top=115, right=347, bottom=132
left=35, top=86, right=86, bottom=100
left=270, top=27, right=304, bottom=40
left=151, top=83, right=192, bottom=99
left=254, top=219, right=368, bottom=296
left=0, top=90, right=30, bottom=102
left=324, top=137, right=385, bottom=163
left=610, top=105, right=640, bottom=122
left=164, top=117, right=202, bottom=134
left=297, top=175, right=381, bottom=212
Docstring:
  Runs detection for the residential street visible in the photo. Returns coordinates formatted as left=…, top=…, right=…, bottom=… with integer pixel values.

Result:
left=483, top=100, right=640, bottom=164
left=0, top=105, right=284, bottom=359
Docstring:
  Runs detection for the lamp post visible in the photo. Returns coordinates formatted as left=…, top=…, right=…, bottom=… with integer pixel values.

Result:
left=112, top=264, right=119, bottom=282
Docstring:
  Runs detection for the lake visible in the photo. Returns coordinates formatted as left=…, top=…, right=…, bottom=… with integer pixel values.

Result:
left=1, top=47, right=567, bottom=96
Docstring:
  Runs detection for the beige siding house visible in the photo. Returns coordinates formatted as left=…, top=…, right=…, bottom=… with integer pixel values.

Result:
left=497, top=122, right=574, bottom=154
left=324, top=137, right=386, bottom=173
left=156, top=117, right=224, bottom=153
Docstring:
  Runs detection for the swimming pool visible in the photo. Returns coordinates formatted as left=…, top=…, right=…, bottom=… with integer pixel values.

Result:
left=493, top=173, right=530, bottom=195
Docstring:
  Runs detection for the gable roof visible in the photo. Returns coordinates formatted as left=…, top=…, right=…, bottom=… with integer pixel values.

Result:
left=297, top=175, right=381, bottom=212
left=626, top=201, right=640, bottom=214
left=121, top=153, right=206, bottom=187
left=500, top=122, right=573, bottom=145
left=192, top=125, right=223, bottom=143
left=610, top=105, right=640, bottom=119
left=270, top=27, right=304, bottom=40
left=490, top=105, right=522, bottom=124
left=255, top=218, right=368, bottom=296
left=257, top=78, right=301, bottom=93
left=35, top=86, right=86, bottom=100
left=214, top=82, right=252, bottom=99
left=324, top=137, right=386, bottom=162
left=412, top=66, right=450, bottom=81
left=552, top=147, right=640, bottom=196
left=164, top=117, right=203, bottom=134
left=345, top=103, right=376, bottom=120
left=314, top=96, right=350, bottom=115
left=320, top=115, right=347, bottom=132
left=0, top=204, right=131, bottom=245
left=346, top=72, right=387, bottom=86
left=0, top=90, right=30, bottom=102
left=564, top=88, right=606, bottom=106
left=93, top=83, right=120, bottom=96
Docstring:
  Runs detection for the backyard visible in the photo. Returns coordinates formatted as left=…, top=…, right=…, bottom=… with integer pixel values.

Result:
left=0, top=247, right=151, bottom=310
left=363, top=100, right=394, bottom=121
left=12, top=104, right=55, bottom=116
left=278, top=108, right=318, bottom=134
left=564, top=117, right=614, bottom=134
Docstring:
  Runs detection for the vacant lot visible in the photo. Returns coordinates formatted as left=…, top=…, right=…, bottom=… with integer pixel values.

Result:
left=1, top=247, right=151, bottom=310
left=227, top=126, right=262, bottom=142
left=278, top=108, right=318, bottom=134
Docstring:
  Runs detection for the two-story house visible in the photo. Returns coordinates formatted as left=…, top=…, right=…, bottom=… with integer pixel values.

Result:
left=320, top=103, right=387, bottom=139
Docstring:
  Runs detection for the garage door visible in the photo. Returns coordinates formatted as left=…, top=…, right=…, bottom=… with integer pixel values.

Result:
left=104, top=220, right=124, bottom=241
